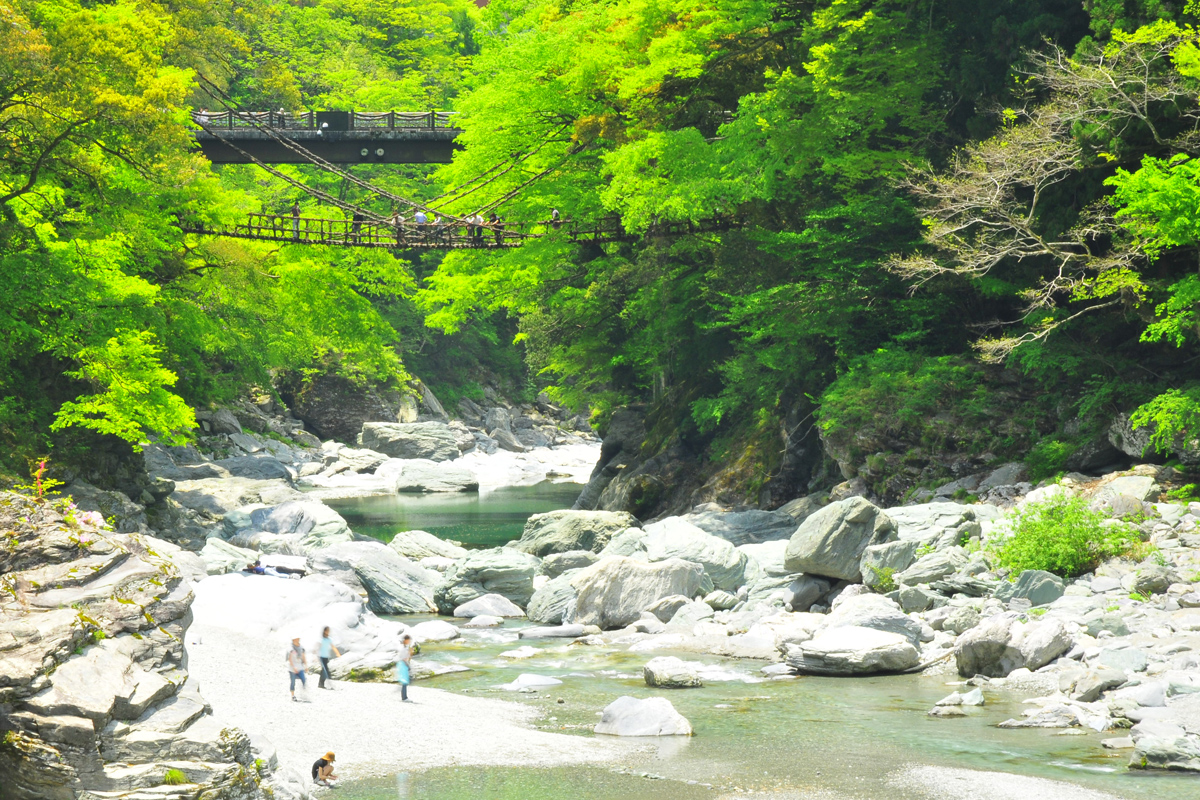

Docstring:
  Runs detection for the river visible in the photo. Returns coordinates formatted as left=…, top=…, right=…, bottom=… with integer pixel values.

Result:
left=326, top=482, right=1199, bottom=799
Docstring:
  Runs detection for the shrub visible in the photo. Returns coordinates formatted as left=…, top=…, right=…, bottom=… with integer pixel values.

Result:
left=162, top=769, right=188, bottom=786
left=1024, top=438, right=1074, bottom=482
left=990, top=492, right=1141, bottom=579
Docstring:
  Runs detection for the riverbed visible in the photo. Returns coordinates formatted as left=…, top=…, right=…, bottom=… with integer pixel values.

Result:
left=324, top=482, right=1200, bottom=800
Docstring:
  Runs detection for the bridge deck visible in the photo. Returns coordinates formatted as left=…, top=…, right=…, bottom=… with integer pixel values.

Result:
left=181, top=213, right=739, bottom=249
left=194, top=111, right=462, bottom=164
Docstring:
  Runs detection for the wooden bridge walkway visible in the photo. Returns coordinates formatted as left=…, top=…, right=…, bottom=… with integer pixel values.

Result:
left=180, top=213, right=740, bottom=250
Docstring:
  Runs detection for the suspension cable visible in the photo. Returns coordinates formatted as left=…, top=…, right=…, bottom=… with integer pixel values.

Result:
left=196, top=76, right=520, bottom=231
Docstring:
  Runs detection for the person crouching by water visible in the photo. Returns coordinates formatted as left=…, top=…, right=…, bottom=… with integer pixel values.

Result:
left=312, top=751, right=337, bottom=786
left=287, top=636, right=308, bottom=702
left=397, top=634, right=414, bottom=702
left=318, top=626, right=340, bottom=690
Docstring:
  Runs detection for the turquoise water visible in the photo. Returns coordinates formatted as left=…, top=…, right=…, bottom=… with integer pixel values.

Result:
left=326, top=482, right=584, bottom=549
left=330, top=484, right=1200, bottom=799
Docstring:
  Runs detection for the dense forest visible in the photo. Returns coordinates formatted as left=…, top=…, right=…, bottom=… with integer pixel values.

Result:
left=6, top=0, right=1200, bottom=511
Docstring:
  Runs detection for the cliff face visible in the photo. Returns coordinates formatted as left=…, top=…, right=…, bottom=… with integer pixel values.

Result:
left=0, top=492, right=298, bottom=800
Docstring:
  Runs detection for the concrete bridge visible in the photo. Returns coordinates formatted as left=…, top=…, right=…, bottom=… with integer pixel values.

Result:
left=193, top=110, right=461, bottom=164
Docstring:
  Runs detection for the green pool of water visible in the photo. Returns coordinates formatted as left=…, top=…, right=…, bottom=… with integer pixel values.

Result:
left=325, top=481, right=585, bottom=549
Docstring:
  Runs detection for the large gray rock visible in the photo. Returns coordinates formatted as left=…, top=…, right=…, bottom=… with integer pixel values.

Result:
left=542, top=550, right=599, bottom=578
left=236, top=500, right=354, bottom=552
left=642, top=517, right=749, bottom=592
left=777, top=494, right=828, bottom=524
left=1130, top=734, right=1200, bottom=771
left=784, top=627, right=920, bottom=675
left=1128, top=562, right=1177, bottom=596
left=570, top=556, right=705, bottom=629
left=737, top=540, right=790, bottom=577
left=886, top=502, right=989, bottom=549
left=213, top=455, right=292, bottom=481
left=453, top=593, right=525, bottom=618
left=511, top=510, right=640, bottom=556
left=359, top=422, right=460, bottom=462
left=784, top=497, right=897, bottom=582
left=955, top=612, right=1073, bottom=677
left=1108, top=413, right=1155, bottom=460
left=683, top=509, right=797, bottom=545
left=309, top=541, right=439, bottom=614
left=859, top=540, right=920, bottom=590
left=490, top=428, right=527, bottom=453
left=484, top=406, right=512, bottom=433
left=896, top=547, right=967, bottom=587
left=594, top=696, right=693, bottom=736
left=823, top=593, right=927, bottom=647
left=375, top=458, right=478, bottom=492
left=171, top=477, right=302, bottom=517
left=64, top=482, right=149, bottom=534
left=643, top=594, right=691, bottom=623
left=328, top=447, right=390, bottom=474
left=23, top=638, right=137, bottom=724
left=387, top=529, right=467, bottom=560
left=745, top=574, right=829, bottom=612
left=643, top=656, right=703, bottom=688
left=526, top=572, right=579, bottom=624
left=434, top=548, right=541, bottom=613
left=197, top=407, right=243, bottom=435
left=199, top=538, right=259, bottom=576
left=994, top=570, right=1065, bottom=607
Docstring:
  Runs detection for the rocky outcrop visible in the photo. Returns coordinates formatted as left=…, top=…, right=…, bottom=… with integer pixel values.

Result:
left=784, top=497, right=897, bottom=582
left=0, top=492, right=299, bottom=800
left=359, top=422, right=461, bottom=462
left=308, top=541, right=440, bottom=614
left=281, top=373, right=406, bottom=443
left=375, top=458, right=478, bottom=493
left=573, top=406, right=647, bottom=511
left=525, top=573, right=578, bottom=624
left=230, top=501, right=355, bottom=553
left=433, top=549, right=541, bottom=614
left=510, top=510, right=639, bottom=556
left=569, top=556, right=705, bottom=629
left=387, top=530, right=468, bottom=560
left=641, top=517, right=750, bottom=592
left=682, top=509, right=797, bottom=545
left=954, top=612, right=1072, bottom=678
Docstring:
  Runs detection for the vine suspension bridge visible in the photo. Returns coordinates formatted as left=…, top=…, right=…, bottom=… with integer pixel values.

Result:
left=187, top=109, right=738, bottom=250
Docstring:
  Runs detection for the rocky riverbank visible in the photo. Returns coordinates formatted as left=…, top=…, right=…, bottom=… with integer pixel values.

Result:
left=7, top=386, right=1200, bottom=794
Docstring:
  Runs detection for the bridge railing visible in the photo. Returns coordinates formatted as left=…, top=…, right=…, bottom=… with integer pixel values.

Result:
left=191, top=111, right=459, bottom=131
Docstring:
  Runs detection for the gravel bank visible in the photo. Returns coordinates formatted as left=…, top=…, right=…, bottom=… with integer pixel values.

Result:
left=888, top=766, right=1130, bottom=800
left=186, top=623, right=632, bottom=780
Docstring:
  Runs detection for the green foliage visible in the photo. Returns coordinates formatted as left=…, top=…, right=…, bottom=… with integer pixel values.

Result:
left=991, top=493, right=1142, bottom=578
left=1165, top=483, right=1200, bottom=503
left=50, top=332, right=195, bottom=449
left=162, top=769, right=188, bottom=785
left=1025, top=438, right=1074, bottom=482
left=869, top=566, right=897, bottom=594
left=818, top=350, right=1008, bottom=462
left=1130, top=386, right=1200, bottom=453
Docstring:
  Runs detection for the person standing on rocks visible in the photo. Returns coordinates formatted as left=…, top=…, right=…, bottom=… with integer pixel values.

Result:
left=318, top=626, right=340, bottom=690
left=397, top=634, right=414, bottom=702
left=287, top=636, right=308, bottom=701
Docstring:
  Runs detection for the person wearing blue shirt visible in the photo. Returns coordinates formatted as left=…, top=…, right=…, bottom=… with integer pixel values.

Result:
left=318, top=626, right=341, bottom=689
